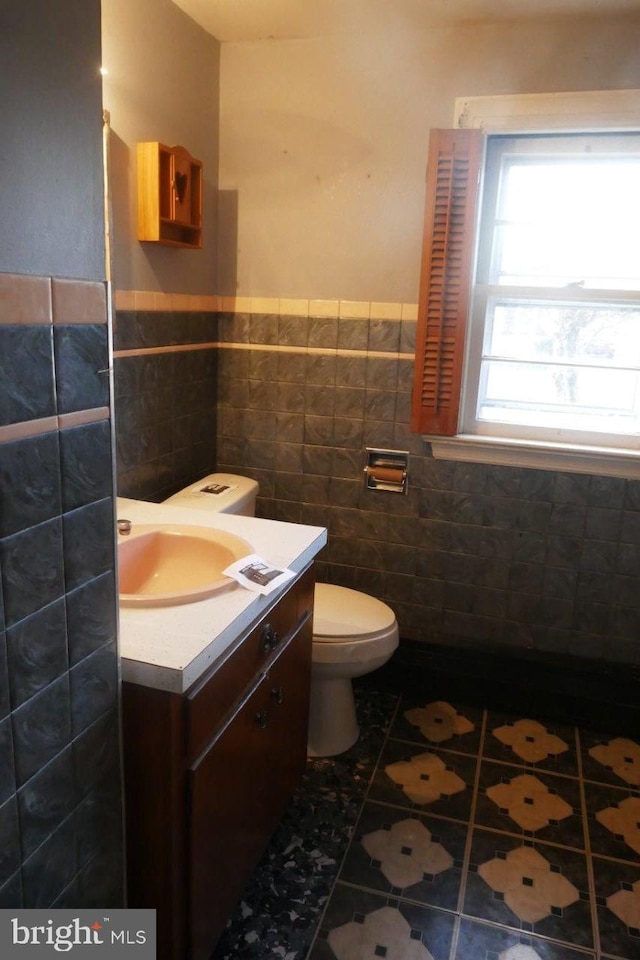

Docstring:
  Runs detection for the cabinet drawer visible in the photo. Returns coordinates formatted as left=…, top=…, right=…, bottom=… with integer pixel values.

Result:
left=186, top=567, right=314, bottom=762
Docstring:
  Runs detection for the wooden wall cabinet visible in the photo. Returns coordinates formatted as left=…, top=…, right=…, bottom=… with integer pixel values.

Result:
left=122, top=568, right=315, bottom=960
left=137, top=142, right=203, bottom=248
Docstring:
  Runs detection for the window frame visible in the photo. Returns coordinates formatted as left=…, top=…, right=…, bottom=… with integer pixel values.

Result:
left=411, top=90, right=640, bottom=479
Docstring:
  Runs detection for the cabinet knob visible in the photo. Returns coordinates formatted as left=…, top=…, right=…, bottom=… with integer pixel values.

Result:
left=255, top=711, right=269, bottom=729
left=270, top=686, right=284, bottom=705
left=260, top=624, right=279, bottom=654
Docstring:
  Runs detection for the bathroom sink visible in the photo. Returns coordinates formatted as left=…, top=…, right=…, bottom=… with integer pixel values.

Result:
left=118, top=524, right=252, bottom=607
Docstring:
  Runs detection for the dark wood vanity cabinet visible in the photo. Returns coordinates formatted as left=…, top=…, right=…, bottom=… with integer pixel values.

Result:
left=122, top=567, right=315, bottom=960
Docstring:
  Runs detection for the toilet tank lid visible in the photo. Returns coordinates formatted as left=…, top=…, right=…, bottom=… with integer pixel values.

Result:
left=163, top=473, right=258, bottom=513
left=313, top=583, right=396, bottom=639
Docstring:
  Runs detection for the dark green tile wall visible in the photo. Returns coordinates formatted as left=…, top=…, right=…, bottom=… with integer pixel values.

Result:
left=113, top=310, right=219, bottom=502
left=112, top=306, right=640, bottom=668
left=216, top=311, right=640, bottom=668
left=0, top=278, right=122, bottom=910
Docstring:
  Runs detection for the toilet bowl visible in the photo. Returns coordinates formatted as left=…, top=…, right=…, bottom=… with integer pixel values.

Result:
left=165, top=474, right=400, bottom=758
left=308, top=583, right=399, bottom=758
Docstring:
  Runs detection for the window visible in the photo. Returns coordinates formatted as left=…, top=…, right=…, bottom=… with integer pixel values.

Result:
left=411, top=124, right=640, bottom=477
left=466, top=132, right=640, bottom=447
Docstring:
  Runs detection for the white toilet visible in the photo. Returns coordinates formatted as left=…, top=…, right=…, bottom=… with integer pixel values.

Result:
left=164, top=473, right=400, bottom=758
left=308, top=583, right=399, bottom=757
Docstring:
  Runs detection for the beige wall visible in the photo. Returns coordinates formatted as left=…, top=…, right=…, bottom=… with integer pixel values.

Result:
left=101, top=0, right=220, bottom=295
left=219, top=13, right=640, bottom=302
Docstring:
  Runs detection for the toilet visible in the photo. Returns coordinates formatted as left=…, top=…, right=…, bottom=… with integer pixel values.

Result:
left=164, top=473, right=400, bottom=757
left=308, top=583, right=399, bottom=757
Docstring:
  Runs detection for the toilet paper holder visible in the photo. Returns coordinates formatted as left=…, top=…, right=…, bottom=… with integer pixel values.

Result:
left=364, top=448, right=409, bottom=494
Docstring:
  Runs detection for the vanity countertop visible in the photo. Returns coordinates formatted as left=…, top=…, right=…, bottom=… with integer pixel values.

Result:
left=116, top=497, right=327, bottom=693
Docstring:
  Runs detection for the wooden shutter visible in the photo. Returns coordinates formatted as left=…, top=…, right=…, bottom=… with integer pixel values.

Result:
left=411, top=128, right=484, bottom=435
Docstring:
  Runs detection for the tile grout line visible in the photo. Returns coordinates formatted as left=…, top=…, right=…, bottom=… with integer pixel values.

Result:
left=576, top=726, right=602, bottom=960
left=452, top=711, right=603, bottom=959
left=448, top=706, right=489, bottom=960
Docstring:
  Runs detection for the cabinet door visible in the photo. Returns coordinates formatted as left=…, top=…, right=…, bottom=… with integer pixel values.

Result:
left=187, top=620, right=311, bottom=960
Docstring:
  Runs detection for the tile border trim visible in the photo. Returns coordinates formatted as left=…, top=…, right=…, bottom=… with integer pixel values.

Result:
left=113, top=343, right=218, bottom=359
left=113, top=342, right=416, bottom=361
left=0, top=407, right=110, bottom=446
left=114, top=289, right=419, bottom=321
left=0, top=273, right=108, bottom=325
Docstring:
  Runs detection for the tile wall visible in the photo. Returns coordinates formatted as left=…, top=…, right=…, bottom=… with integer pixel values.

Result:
left=111, top=296, right=640, bottom=680
left=215, top=308, right=640, bottom=669
left=113, top=309, right=219, bottom=502
left=0, top=272, right=123, bottom=908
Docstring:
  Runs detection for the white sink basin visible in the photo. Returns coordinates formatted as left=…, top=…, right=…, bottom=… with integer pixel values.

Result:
left=118, top=524, right=252, bottom=607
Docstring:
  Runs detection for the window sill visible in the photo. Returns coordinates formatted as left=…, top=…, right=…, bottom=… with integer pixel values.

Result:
left=427, top=434, right=640, bottom=480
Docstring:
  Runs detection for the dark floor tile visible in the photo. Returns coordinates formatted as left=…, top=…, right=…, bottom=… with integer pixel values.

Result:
left=455, top=916, right=595, bottom=959
left=389, top=698, right=484, bottom=755
left=212, top=794, right=351, bottom=960
left=579, top=729, right=640, bottom=790
left=463, top=827, right=593, bottom=948
left=484, top=711, right=579, bottom=778
left=593, top=856, right=640, bottom=959
left=474, top=759, right=585, bottom=850
left=368, top=739, right=477, bottom=822
left=585, top=780, right=640, bottom=864
left=308, top=883, right=455, bottom=960
left=338, top=799, right=468, bottom=911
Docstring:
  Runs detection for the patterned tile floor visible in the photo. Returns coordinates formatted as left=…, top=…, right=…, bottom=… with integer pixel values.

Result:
left=211, top=686, right=640, bottom=960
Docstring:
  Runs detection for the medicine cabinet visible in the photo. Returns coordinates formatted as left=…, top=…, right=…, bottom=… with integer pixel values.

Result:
left=137, top=142, right=203, bottom=248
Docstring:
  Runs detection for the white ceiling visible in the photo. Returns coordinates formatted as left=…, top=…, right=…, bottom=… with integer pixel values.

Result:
left=171, top=0, right=640, bottom=42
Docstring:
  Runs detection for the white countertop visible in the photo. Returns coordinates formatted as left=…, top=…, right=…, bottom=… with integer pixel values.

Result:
left=116, top=497, right=327, bottom=693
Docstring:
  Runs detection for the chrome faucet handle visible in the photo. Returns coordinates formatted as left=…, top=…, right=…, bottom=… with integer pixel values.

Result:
left=117, top=519, right=132, bottom=536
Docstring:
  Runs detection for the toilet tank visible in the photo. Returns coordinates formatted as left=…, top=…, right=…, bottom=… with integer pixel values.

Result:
left=163, top=473, right=259, bottom=516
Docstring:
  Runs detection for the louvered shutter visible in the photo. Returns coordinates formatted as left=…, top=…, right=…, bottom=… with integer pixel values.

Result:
left=411, top=128, right=484, bottom=435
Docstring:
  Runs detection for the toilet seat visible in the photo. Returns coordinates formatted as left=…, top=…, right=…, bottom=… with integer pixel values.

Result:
left=311, top=622, right=399, bottom=665
left=313, top=583, right=396, bottom=642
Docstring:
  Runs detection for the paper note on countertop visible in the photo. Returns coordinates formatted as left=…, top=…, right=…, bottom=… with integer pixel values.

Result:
left=223, top=553, right=296, bottom=595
